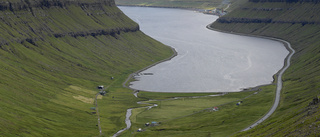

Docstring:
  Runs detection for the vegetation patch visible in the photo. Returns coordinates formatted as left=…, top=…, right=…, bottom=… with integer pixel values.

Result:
left=73, top=95, right=94, bottom=104
left=0, top=0, right=173, bottom=136
left=117, top=85, right=276, bottom=136
left=212, top=1, right=320, bottom=136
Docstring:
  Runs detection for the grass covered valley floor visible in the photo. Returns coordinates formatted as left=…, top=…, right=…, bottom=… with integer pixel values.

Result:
left=0, top=0, right=173, bottom=136
left=2, top=0, right=320, bottom=137
left=114, top=1, right=320, bottom=137
left=118, top=85, right=276, bottom=137
left=212, top=1, right=320, bottom=136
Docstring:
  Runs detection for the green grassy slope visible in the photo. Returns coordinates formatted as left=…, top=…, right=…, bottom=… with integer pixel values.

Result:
left=125, top=86, right=276, bottom=137
left=212, top=2, right=320, bottom=136
left=0, top=0, right=173, bottom=136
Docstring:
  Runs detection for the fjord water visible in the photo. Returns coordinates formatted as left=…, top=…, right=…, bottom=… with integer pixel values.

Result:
left=119, top=6, right=289, bottom=92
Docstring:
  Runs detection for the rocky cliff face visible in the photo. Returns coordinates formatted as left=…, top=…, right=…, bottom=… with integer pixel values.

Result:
left=0, top=0, right=139, bottom=46
left=216, top=2, right=320, bottom=25
left=212, top=2, right=320, bottom=136
left=0, top=0, right=115, bottom=11
left=0, top=0, right=173, bottom=136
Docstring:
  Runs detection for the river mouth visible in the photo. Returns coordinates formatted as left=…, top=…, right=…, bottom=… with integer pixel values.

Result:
left=119, top=6, right=289, bottom=93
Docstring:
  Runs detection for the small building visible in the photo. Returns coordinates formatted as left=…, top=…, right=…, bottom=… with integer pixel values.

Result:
left=213, top=107, right=219, bottom=111
left=236, top=101, right=243, bottom=106
left=97, top=85, right=104, bottom=90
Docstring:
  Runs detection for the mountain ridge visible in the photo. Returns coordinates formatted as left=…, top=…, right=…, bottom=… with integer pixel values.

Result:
left=0, top=0, right=141, bottom=46
left=212, top=1, right=320, bottom=136
left=0, top=0, right=173, bottom=136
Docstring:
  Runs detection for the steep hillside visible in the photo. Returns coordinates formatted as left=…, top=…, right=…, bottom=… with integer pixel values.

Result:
left=212, top=1, right=320, bottom=136
left=0, top=0, right=173, bottom=136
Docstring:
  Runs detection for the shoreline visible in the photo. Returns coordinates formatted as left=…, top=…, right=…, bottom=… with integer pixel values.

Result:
left=113, top=6, right=295, bottom=136
left=122, top=46, right=177, bottom=90
left=115, top=10, right=294, bottom=136
left=206, top=23, right=294, bottom=87
left=122, top=8, right=290, bottom=94
left=117, top=4, right=200, bottom=11
left=206, top=23, right=295, bottom=131
left=117, top=5, right=222, bottom=16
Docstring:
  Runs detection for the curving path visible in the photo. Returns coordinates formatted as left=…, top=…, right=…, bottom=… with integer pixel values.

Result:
left=94, top=93, right=102, bottom=135
left=242, top=38, right=295, bottom=131
left=112, top=109, right=133, bottom=137
left=206, top=24, right=295, bottom=131
left=113, top=23, right=295, bottom=136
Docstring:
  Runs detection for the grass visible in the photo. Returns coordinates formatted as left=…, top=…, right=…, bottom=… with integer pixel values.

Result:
left=138, top=91, right=219, bottom=100
left=3, top=0, right=320, bottom=136
left=0, top=1, right=283, bottom=136
left=212, top=1, right=320, bottom=136
left=0, top=1, right=174, bottom=136
left=117, top=84, right=276, bottom=137
left=108, top=2, right=320, bottom=136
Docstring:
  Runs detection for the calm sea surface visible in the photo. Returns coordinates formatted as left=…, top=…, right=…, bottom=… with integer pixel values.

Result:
left=119, top=6, right=289, bottom=92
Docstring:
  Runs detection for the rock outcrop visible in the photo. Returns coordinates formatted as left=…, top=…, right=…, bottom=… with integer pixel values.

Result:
left=0, top=0, right=139, bottom=46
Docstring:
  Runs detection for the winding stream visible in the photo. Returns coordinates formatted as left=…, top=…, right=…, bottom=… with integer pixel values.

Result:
left=112, top=109, right=132, bottom=137
left=112, top=35, right=294, bottom=136
left=112, top=93, right=226, bottom=136
left=119, top=6, right=289, bottom=93
left=112, top=6, right=292, bottom=136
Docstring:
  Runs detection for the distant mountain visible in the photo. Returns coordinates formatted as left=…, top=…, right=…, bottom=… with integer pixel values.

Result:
left=0, top=0, right=173, bottom=136
left=212, top=1, right=320, bottom=136
left=115, top=0, right=240, bottom=10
